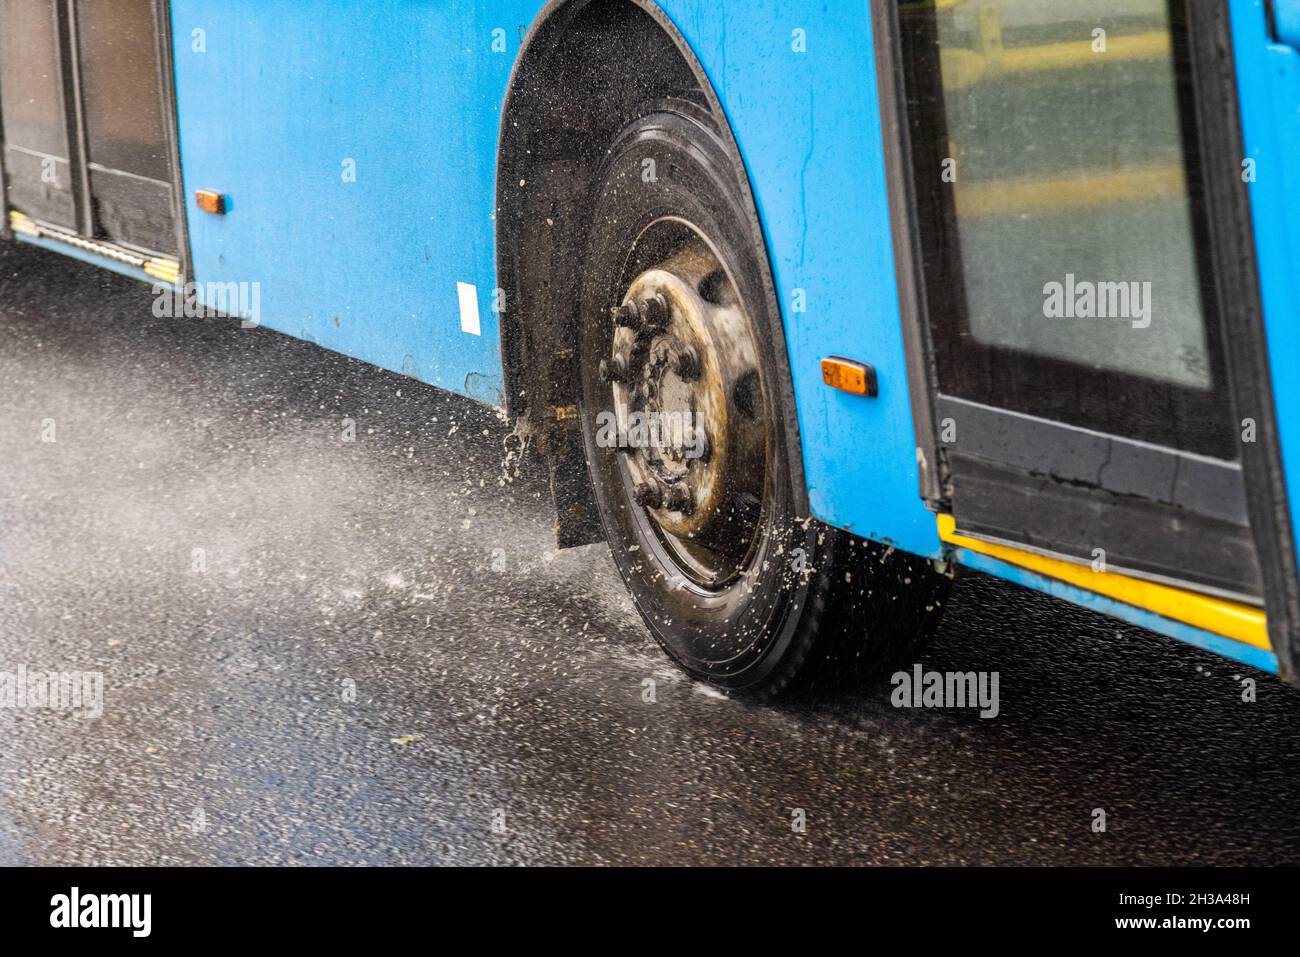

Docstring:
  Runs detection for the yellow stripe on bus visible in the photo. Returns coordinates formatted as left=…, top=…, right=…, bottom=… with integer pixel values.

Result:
left=936, top=514, right=1271, bottom=651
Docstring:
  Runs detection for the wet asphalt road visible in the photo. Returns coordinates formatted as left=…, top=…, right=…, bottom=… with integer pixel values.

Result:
left=2, top=239, right=1300, bottom=866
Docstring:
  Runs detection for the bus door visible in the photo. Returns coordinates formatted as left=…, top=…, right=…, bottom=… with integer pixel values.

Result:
left=0, top=0, right=179, bottom=257
left=885, top=0, right=1290, bottom=611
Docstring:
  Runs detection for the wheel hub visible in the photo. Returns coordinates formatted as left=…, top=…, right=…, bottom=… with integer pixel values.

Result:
left=604, top=240, right=766, bottom=558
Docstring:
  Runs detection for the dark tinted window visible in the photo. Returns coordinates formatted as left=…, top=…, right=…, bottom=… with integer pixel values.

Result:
left=899, top=0, right=1235, bottom=458
left=0, top=0, right=68, bottom=159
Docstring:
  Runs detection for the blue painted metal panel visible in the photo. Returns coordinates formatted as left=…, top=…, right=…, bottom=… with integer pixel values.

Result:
left=1227, top=0, right=1300, bottom=580
left=169, top=0, right=538, bottom=406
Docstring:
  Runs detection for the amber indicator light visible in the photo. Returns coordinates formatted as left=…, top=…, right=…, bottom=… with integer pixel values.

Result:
left=820, top=356, right=878, bottom=397
left=195, top=189, right=227, bottom=215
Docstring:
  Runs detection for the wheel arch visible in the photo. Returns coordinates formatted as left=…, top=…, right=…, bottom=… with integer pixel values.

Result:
left=495, top=0, right=809, bottom=546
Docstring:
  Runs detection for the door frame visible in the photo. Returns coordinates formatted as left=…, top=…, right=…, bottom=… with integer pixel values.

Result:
left=0, top=0, right=190, bottom=277
left=149, top=0, right=190, bottom=279
left=871, top=0, right=1300, bottom=675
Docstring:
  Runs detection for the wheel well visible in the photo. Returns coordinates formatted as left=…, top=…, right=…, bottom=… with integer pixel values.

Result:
left=496, top=0, right=805, bottom=548
left=497, top=0, right=708, bottom=409
left=496, top=0, right=709, bottom=545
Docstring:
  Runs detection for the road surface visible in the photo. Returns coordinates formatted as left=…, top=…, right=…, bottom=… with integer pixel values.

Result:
left=2, top=239, right=1298, bottom=865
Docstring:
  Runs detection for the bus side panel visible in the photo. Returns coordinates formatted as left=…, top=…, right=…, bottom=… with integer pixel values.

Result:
left=169, top=0, right=539, bottom=405
left=655, top=1, right=943, bottom=559
left=169, top=0, right=940, bottom=556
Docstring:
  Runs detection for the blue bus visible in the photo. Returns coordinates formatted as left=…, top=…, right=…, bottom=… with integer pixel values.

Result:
left=2, top=0, right=1298, bottom=696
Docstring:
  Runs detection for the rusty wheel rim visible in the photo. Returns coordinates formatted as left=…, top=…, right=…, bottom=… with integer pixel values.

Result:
left=600, top=217, right=770, bottom=589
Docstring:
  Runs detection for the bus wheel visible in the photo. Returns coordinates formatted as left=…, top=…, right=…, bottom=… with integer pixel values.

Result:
left=577, top=101, right=950, bottom=698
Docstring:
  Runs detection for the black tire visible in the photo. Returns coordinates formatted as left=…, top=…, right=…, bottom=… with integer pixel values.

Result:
left=577, top=100, right=949, bottom=698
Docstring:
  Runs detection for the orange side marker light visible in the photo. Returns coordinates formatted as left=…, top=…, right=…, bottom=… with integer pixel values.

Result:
left=195, top=189, right=227, bottom=215
left=821, top=356, right=877, bottom=397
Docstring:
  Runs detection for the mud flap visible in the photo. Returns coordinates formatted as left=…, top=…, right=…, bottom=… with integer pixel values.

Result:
left=541, top=413, right=604, bottom=550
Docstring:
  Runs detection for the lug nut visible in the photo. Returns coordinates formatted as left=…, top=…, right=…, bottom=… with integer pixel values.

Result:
left=633, top=480, right=663, bottom=509
left=672, top=345, right=701, bottom=381
left=628, top=335, right=654, bottom=372
left=640, top=294, right=671, bottom=332
left=612, top=295, right=671, bottom=334
left=663, top=483, right=695, bottom=515
left=610, top=302, right=641, bottom=330
left=599, top=354, right=629, bottom=384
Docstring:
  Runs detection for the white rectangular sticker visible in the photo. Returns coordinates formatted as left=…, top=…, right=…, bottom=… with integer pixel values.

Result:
left=457, top=281, right=481, bottom=336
